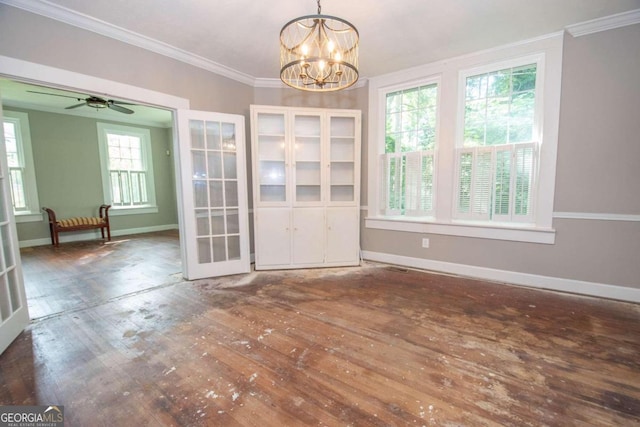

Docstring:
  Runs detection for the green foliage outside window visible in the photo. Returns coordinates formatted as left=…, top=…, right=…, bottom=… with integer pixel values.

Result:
left=464, top=64, right=536, bottom=147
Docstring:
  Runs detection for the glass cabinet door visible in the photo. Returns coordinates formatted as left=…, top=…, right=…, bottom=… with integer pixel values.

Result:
left=329, top=115, right=356, bottom=202
left=256, top=112, right=287, bottom=203
left=293, top=114, right=322, bottom=204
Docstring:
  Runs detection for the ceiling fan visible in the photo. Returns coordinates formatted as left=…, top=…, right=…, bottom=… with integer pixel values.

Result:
left=27, top=90, right=135, bottom=114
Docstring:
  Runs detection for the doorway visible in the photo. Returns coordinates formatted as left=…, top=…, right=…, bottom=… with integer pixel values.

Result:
left=0, top=56, right=252, bottom=353
left=1, top=78, right=183, bottom=319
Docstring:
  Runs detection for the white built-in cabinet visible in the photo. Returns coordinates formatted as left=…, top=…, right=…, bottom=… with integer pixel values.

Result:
left=250, top=105, right=361, bottom=270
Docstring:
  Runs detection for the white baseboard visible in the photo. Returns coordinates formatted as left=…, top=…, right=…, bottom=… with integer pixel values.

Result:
left=361, top=250, right=640, bottom=304
left=19, top=224, right=179, bottom=248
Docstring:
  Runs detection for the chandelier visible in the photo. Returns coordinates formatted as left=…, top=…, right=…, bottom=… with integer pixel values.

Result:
left=280, top=0, right=359, bottom=92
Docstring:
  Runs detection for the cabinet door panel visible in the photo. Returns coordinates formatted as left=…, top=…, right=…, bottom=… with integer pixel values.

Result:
left=256, top=208, right=291, bottom=266
left=292, top=208, right=325, bottom=265
left=326, top=207, right=359, bottom=264
left=253, top=111, right=288, bottom=205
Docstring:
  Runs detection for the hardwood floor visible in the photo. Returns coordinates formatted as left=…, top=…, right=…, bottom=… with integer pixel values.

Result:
left=1, top=233, right=639, bottom=426
left=19, top=230, right=182, bottom=320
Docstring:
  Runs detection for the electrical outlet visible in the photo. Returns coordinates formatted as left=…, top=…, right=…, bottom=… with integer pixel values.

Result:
left=422, top=238, right=430, bottom=248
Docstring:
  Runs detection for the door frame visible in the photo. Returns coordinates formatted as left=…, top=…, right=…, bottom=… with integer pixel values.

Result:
left=0, top=55, right=193, bottom=277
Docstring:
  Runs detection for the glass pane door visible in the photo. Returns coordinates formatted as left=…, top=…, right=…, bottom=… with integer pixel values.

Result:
left=294, top=114, right=322, bottom=204
left=329, top=116, right=356, bottom=202
left=0, top=106, right=30, bottom=355
left=178, top=110, right=250, bottom=279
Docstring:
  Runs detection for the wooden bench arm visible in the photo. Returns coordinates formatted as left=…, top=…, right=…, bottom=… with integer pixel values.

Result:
left=99, top=204, right=111, bottom=221
left=42, top=207, right=58, bottom=224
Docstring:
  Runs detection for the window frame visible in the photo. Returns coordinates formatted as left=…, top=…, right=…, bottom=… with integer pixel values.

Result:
left=366, top=34, right=563, bottom=244
left=97, top=122, right=158, bottom=215
left=453, top=54, right=544, bottom=225
left=381, top=77, right=441, bottom=219
left=2, top=111, right=41, bottom=223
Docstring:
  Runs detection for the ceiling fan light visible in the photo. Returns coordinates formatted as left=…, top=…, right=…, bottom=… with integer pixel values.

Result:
left=86, top=98, right=107, bottom=109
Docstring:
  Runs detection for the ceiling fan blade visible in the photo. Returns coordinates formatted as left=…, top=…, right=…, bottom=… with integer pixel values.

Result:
left=65, top=102, right=87, bottom=110
left=28, top=90, right=83, bottom=100
left=107, top=103, right=134, bottom=114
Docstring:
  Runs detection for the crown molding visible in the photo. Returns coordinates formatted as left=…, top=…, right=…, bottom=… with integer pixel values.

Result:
left=0, top=0, right=257, bottom=86
left=566, top=8, right=640, bottom=37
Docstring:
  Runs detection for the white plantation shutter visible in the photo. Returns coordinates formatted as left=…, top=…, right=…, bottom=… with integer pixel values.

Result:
left=455, top=142, right=537, bottom=223
left=404, top=152, right=422, bottom=216
left=514, top=144, right=536, bottom=216
left=493, top=147, right=512, bottom=221
left=381, top=153, right=402, bottom=215
left=420, top=154, right=435, bottom=213
left=474, top=150, right=493, bottom=218
left=381, top=151, right=435, bottom=217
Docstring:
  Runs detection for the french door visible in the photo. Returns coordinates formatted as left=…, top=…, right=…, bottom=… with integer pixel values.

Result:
left=0, top=102, right=30, bottom=354
left=176, top=110, right=251, bottom=279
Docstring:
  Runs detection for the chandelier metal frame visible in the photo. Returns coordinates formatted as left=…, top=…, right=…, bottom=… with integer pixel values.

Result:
left=279, top=0, right=359, bottom=92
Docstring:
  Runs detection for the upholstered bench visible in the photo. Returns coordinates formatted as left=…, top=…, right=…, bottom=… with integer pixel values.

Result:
left=42, top=205, right=111, bottom=246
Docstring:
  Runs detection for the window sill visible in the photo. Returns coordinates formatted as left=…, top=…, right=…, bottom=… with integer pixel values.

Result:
left=14, top=211, right=43, bottom=223
left=109, top=205, right=159, bottom=216
left=365, top=216, right=556, bottom=244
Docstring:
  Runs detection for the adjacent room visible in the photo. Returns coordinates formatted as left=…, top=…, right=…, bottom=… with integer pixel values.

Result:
left=0, top=0, right=638, bottom=425
left=0, top=79, right=181, bottom=319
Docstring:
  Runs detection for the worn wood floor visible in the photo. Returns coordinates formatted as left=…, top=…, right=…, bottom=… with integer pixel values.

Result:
left=19, top=230, right=182, bottom=320
left=1, top=233, right=639, bottom=426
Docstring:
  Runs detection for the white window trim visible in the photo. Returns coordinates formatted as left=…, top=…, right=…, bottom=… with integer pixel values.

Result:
left=97, top=122, right=158, bottom=215
left=380, top=77, right=441, bottom=218
left=366, top=32, right=563, bottom=244
left=3, top=111, right=41, bottom=223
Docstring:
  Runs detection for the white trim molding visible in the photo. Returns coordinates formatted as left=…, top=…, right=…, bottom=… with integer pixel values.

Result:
left=0, top=56, right=190, bottom=110
left=566, top=9, right=640, bottom=37
left=553, top=212, right=640, bottom=222
left=362, top=250, right=640, bottom=304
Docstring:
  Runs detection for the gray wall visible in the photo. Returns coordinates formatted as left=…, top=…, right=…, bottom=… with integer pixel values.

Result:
left=7, top=107, right=177, bottom=242
left=360, top=25, right=640, bottom=290
left=1, top=4, right=638, bottom=291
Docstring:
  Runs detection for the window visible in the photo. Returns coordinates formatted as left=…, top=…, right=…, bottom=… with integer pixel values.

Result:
left=455, top=62, right=539, bottom=223
left=367, top=34, right=563, bottom=243
left=2, top=111, right=40, bottom=222
left=97, top=123, right=157, bottom=214
left=381, top=82, right=438, bottom=217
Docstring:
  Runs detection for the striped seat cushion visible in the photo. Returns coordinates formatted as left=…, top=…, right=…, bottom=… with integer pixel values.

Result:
left=57, top=217, right=105, bottom=228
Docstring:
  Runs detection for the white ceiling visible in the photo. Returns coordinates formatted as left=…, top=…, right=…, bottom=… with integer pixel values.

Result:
left=1, top=0, right=639, bottom=125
